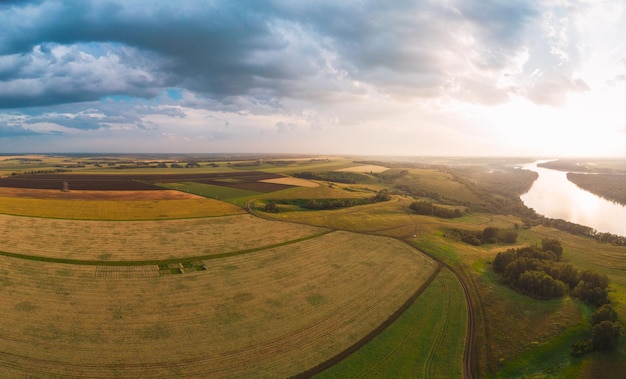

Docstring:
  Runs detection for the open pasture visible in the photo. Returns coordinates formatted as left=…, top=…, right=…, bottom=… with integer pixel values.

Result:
left=0, top=230, right=437, bottom=378
left=0, top=214, right=327, bottom=262
left=396, top=168, right=486, bottom=205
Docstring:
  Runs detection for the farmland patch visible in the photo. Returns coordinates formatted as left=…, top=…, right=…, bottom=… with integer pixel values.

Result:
left=0, top=230, right=437, bottom=377
left=0, top=214, right=328, bottom=261
left=0, top=187, right=201, bottom=200
left=160, top=182, right=261, bottom=200
left=0, top=196, right=245, bottom=220
left=260, top=177, right=319, bottom=187
left=95, top=265, right=161, bottom=278
left=336, top=165, right=389, bottom=173
left=317, top=267, right=466, bottom=378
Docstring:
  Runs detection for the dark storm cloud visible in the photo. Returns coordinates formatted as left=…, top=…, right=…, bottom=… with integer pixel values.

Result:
left=0, top=0, right=550, bottom=111
left=0, top=0, right=315, bottom=107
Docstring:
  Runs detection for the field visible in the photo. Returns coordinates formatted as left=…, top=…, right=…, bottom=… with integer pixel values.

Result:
left=0, top=214, right=330, bottom=262
left=0, top=195, right=245, bottom=220
left=0, top=230, right=437, bottom=378
left=336, top=164, right=389, bottom=173
left=0, top=171, right=292, bottom=192
left=316, top=267, right=467, bottom=378
left=2, top=154, right=626, bottom=378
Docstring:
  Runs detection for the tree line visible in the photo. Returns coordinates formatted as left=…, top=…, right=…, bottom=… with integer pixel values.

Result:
left=264, top=190, right=391, bottom=213
left=446, top=226, right=517, bottom=246
left=409, top=201, right=463, bottom=219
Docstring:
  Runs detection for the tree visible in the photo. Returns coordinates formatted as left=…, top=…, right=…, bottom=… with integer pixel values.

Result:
left=482, top=227, right=499, bottom=244
left=264, top=201, right=279, bottom=213
left=516, top=246, right=556, bottom=261
left=409, top=201, right=434, bottom=216
left=373, top=189, right=391, bottom=202
left=493, top=249, right=516, bottom=273
left=516, top=270, right=566, bottom=299
left=551, top=264, right=579, bottom=289
left=591, top=321, right=621, bottom=350
left=574, top=270, right=609, bottom=306
left=542, top=238, right=563, bottom=260
left=592, top=304, right=618, bottom=326
left=500, top=230, right=518, bottom=243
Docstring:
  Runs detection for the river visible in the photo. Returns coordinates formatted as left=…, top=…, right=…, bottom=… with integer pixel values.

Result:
left=520, top=160, right=626, bottom=236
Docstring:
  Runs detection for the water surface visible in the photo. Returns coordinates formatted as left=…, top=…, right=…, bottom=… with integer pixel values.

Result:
left=520, top=161, right=626, bottom=236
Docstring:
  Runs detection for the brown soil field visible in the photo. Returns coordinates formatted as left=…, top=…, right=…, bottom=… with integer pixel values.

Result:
left=0, top=231, right=437, bottom=378
left=0, top=214, right=327, bottom=261
left=0, top=187, right=200, bottom=200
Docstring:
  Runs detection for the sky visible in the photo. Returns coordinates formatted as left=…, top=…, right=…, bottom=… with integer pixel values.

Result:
left=0, top=0, right=625, bottom=157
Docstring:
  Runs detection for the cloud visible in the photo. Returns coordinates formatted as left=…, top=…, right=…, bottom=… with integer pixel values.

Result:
left=0, top=121, right=42, bottom=137
left=0, top=0, right=549, bottom=110
left=275, top=121, right=298, bottom=134
left=0, top=43, right=167, bottom=108
left=0, top=0, right=623, bottom=156
left=526, top=72, right=589, bottom=106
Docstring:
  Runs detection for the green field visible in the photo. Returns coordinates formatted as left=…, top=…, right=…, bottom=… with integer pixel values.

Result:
left=160, top=181, right=262, bottom=200
left=316, top=267, right=467, bottom=378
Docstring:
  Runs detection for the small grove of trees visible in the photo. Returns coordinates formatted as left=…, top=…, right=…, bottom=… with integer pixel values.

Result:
left=409, top=201, right=462, bottom=219
left=447, top=227, right=517, bottom=246
left=303, top=190, right=391, bottom=211
left=372, top=189, right=391, bottom=202
left=493, top=240, right=609, bottom=304
left=264, top=190, right=391, bottom=213
left=493, top=240, right=620, bottom=354
left=304, top=199, right=358, bottom=210
left=571, top=303, right=622, bottom=356
left=264, top=201, right=279, bottom=213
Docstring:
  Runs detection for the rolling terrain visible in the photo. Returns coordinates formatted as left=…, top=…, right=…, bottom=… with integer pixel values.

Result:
left=0, top=154, right=624, bottom=378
